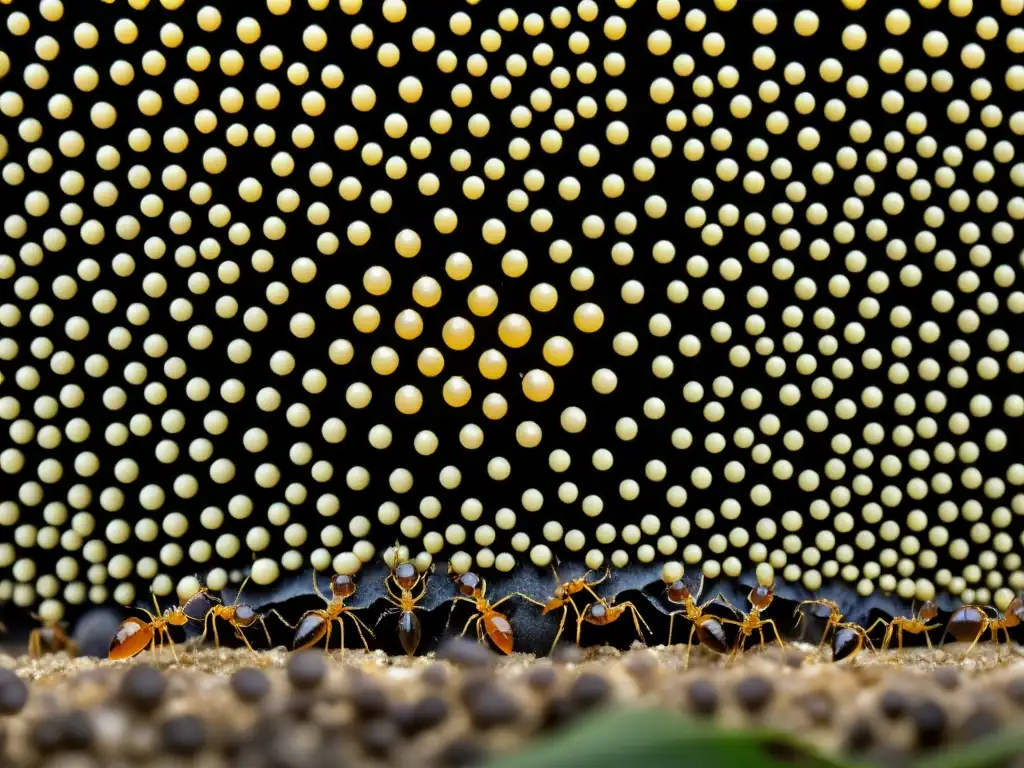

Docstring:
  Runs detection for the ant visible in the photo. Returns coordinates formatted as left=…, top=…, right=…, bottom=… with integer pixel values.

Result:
left=28, top=616, right=77, bottom=658
left=865, top=600, right=940, bottom=661
left=794, top=599, right=872, bottom=663
left=539, top=564, right=611, bottom=654
left=576, top=593, right=651, bottom=646
left=109, top=593, right=190, bottom=662
left=194, top=574, right=272, bottom=655
left=277, top=571, right=375, bottom=656
left=941, top=596, right=1023, bottom=660
left=380, top=549, right=430, bottom=656
left=665, top=575, right=739, bottom=670
left=448, top=566, right=544, bottom=655
left=722, top=583, right=785, bottom=661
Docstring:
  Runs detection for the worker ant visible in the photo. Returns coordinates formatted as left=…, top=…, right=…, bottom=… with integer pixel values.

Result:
left=576, top=592, right=651, bottom=646
left=380, top=550, right=431, bottom=656
left=794, top=599, right=872, bottom=663
left=28, top=616, right=77, bottom=658
left=539, top=564, right=610, bottom=654
left=664, top=575, right=739, bottom=670
left=193, top=574, right=272, bottom=655
left=722, top=583, right=785, bottom=661
left=278, top=571, right=375, bottom=656
left=109, top=594, right=190, bottom=662
left=865, top=600, right=940, bottom=661
left=941, top=597, right=1023, bottom=660
left=447, top=566, right=544, bottom=655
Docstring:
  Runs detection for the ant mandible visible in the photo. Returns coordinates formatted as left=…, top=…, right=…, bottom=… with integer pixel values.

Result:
left=28, top=615, right=77, bottom=658
left=722, top=583, right=786, bottom=661
left=109, top=593, right=190, bottom=662
left=279, top=571, right=375, bottom=656
left=865, top=600, right=940, bottom=661
left=448, top=566, right=544, bottom=655
left=194, top=574, right=272, bottom=655
left=539, top=564, right=610, bottom=654
left=941, top=596, right=1023, bottom=660
left=794, top=599, right=872, bottom=663
left=665, top=575, right=739, bottom=670
left=576, top=592, right=651, bottom=646
left=381, top=546, right=430, bottom=656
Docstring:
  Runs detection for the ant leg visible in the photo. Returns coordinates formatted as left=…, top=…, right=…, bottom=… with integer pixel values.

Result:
left=322, top=621, right=332, bottom=653
left=585, top=565, right=611, bottom=589
left=27, top=631, right=40, bottom=659
left=459, top=612, right=478, bottom=639
left=763, top=619, right=786, bottom=651
left=234, top=573, right=252, bottom=607
left=668, top=611, right=679, bottom=646
left=707, top=593, right=742, bottom=618
left=163, top=628, right=180, bottom=664
left=236, top=626, right=259, bottom=657
left=337, top=615, right=345, bottom=659
left=492, top=592, right=546, bottom=610
left=625, top=603, right=650, bottom=642
left=269, top=609, right=296, bottom=630
left=961, top=620, right=987, bottom=661
left=757, top=625, right=766, bottom=652
left=383, top=575, right=402, bottom=603
left=312, top=570, right=327, bottom=603
left=575, top=604, right=591, bottom=646
left=896, top=627, right=904, bottom=663
left=446, top=596, right=476, bottom=632
left=346, top=610, right=376, bottom=640
left=257, top=616, right=272, bottom=648
left=864, top=618, right=889, bottom=650
left=549, top=607, right=567, bottom=656
left=374, top=607, right=399, bottom=628
left=685, top=622, right=697, bottom=670
left=212, top=616, right=221, bottom=651
left=343, top=612, right=373, bottom=652
left=924, top=627, right=934, bottom=651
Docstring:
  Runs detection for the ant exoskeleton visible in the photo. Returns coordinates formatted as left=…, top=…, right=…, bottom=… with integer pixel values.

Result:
left=942, top=596, right=1023, bottom=660
left=109, top=593, right=191, bottom=662
left=539, top=564, right=611, bottom=654
left=277, top=571, right=375, bottom=656
left=194, top=574, right=272, bottom=655
left=664, top=575, right=739, bottom=669
left=865, top=600, right=940, bottom=661
left=380, top=548, right=430, bottom=656
left=576, top=593, right=651, bottom=646
left=448, top=566, right=544, bottom=655
left=28, top=616, right=77, bottom=658
left=794, top=599, right=872, bottom=663
left=722, top=583, right=785, bottom=661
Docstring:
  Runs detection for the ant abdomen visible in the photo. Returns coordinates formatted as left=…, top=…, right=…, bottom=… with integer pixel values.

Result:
left=832, top=627, right=862, bottom=662
left=696, top=619, right=729, bottom=654
left=293, top=613, right=327, bottom=650
left=398, top=610, right=421, bottom=656
left=946, top=605, right=987, bottom=643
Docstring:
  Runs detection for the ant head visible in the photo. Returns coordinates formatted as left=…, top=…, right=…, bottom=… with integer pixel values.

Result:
left=749, top=583, right=774, bottom=609
left=394, top=562, right=418, bottom=590
left=666, top=580, right=691, bottom=605
left=453, top=570, right=481, bottom=597
left=330, top=574, right=356, bottom=599
left=918, top=601, right=939, bottom=621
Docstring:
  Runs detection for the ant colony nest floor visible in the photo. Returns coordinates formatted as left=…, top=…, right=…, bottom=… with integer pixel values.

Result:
left=2, top=642, right=1024, bottom=766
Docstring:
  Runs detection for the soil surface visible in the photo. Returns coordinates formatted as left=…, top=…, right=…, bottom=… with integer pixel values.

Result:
left=1, top=641, right=1022, bottom=766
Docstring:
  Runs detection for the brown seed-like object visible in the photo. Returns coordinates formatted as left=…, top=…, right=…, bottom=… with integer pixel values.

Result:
left=735, top=676, right=774, bottom=714
left=286, top=651, right=326, bottom=691
left=230, top=668, right=270, bottom=704
left=161, top=714, right=207, bottom=756
left=119, top=666, right=166, bottom=713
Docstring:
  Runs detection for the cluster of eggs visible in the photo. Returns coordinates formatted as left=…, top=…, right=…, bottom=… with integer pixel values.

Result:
left=1, top=0, right=1023, bottom=623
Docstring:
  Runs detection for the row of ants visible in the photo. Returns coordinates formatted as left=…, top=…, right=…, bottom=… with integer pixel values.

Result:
left=18, top=557, right=1021, bottom=667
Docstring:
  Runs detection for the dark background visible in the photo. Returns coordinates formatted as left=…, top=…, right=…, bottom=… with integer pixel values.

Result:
left=0, top=0, right=1022, bottom=652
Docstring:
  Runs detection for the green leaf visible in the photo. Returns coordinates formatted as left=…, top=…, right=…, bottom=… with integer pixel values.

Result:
left=487, top=708, right=859, bottom=768
left=912, top=729, right=1024, bottom=768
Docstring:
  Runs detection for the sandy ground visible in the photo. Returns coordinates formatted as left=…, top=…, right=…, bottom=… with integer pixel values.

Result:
left=2, top=642, right=1024, bottom=766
